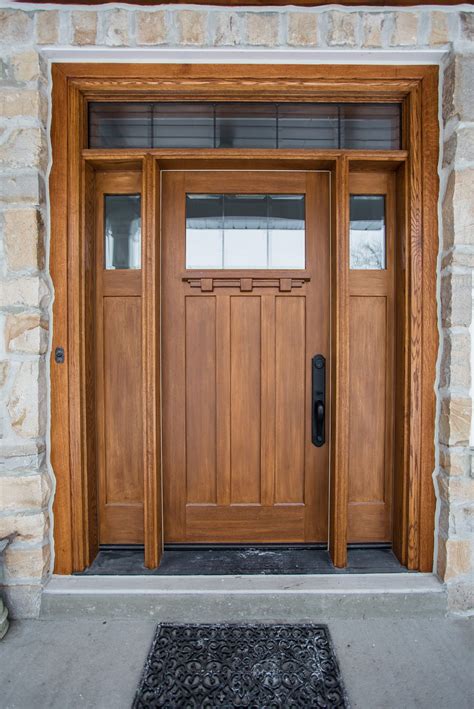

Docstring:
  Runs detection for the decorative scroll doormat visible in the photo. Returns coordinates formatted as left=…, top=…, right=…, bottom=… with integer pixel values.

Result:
left=133, top=623, right=347, bottom=708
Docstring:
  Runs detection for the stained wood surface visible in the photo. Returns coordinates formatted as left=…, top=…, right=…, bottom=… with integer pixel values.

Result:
left=347, top=172, right=395, bottom=543
left=162, top=170, right=330, bottom=543
left=95, top=171, right=145, bottom=544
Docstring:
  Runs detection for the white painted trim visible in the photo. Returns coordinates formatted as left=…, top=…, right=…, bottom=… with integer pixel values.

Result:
left=44, top=572, right=445, bottom=595
left=41, top=46, right=447, bottom=66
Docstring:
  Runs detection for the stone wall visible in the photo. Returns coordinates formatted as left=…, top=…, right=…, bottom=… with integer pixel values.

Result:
left=0, top=2, right=472, bottom=617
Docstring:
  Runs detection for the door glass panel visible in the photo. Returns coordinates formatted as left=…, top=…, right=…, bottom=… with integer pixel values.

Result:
left=185, top=195, right=224, bottom=268
left=104, top=194, right=141, bottom=269
left=269, top=195, right=305, bottom=268
left=186, top=194, right=306, bottom=269
left=349, top=195, right=386, bottom=269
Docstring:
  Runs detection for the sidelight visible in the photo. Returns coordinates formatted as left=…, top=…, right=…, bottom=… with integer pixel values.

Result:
left=349, top=195, right=386, bottom=270
left=185, top=193, right=305, bottom=270
left=104, top=194, right=141, bottom=269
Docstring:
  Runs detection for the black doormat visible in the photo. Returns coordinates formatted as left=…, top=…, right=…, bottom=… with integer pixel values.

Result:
left=133, top=623, right=348, bottom=708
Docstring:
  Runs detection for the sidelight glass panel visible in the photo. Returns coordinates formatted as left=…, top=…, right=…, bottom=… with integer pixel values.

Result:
left=104, top=194, right=141, bottom=269
left=349, top=195, right=386, bottom=270
left=186, top=194, right=305, bottom=269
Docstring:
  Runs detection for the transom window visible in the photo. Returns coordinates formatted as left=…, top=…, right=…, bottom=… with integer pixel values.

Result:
left=88, top=102, right=401, bottom=151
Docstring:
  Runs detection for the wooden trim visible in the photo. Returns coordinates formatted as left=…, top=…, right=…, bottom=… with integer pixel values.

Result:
left=329, top=156, right=349, bottom=567
left=143, top=155, right=162, bottom=568
left=50, top=64, right=73, bottom=574
left=50, top=63, right=439, bottom=573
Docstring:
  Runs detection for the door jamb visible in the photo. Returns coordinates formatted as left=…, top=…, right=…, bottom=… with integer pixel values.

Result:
left=50, top=63, right=439, bottom=572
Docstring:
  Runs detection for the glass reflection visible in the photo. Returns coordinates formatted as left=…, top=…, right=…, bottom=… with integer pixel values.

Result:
left=104, top=194, right=141, bottom=270
left=349, top=195, right=386, bottom=270
left=185, top=194, right=305, bottom=270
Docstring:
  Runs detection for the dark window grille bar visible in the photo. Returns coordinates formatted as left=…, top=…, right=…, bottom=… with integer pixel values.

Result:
left=88, top=101, right=401, bottom=151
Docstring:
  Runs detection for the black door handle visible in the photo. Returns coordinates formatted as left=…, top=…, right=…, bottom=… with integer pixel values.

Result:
left=312, top=355, right=326, bottom=447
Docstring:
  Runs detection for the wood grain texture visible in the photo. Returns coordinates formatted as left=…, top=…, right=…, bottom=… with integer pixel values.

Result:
left=50, top=64, right=438, bottom=574
left=347, top=172, right=395, bottom=544
left=329, top=157, right=349, bottom=567
left=50, top=65, right=73, bottom=574
left=162, top=169, right=330, bottom=543
left=143, top=154, right=162, bottom=568
left=95, top=171, right=144, bottom=545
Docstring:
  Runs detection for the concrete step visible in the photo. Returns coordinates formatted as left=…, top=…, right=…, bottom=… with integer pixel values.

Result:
left=41, top=573, right=447, bottom=620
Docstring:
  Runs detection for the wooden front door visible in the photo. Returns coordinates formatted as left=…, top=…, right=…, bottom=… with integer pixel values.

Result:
left=162, top=170, right=330, bottom=543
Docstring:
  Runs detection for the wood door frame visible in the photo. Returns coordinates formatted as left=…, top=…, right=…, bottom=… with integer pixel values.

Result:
left=50, top=63, right=438, bottom=573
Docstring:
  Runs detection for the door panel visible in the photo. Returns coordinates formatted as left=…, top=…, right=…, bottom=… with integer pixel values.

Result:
left=162, top=171, right=330, bottom=543
left=347, top=173, right=395, bottom=543
left=95, top=172, right=144, bottom=545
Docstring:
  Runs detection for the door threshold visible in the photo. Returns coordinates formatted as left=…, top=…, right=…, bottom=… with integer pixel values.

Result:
left=77, top=546, right=405, bottom=576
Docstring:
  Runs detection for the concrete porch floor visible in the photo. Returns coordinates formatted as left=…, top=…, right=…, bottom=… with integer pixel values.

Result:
left=0, top=614, right=472, bottom=709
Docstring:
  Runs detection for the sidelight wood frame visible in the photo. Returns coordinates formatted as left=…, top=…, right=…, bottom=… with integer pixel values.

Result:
left=50, top=63, right=438, bottom=573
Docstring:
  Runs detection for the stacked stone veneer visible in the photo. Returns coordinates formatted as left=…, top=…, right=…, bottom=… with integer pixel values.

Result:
left=0, top=3, right=473, bottom=617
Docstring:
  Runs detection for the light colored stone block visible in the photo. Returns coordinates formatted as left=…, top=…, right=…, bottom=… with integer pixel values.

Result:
left=136, top=11, right=167, bottom=45
left=0, top=173, right=44, bottom=206
left=10, top=50, right=42, bottom=83
left=104, top=9, right=130, bottom=47
left=437, top=537, right=473, bottom=581
left=441, top=272, right=473, bottom=327
left=439, top=396, right=472, bottom=447
left=0, top=89, right=48, bottom=124
left=0, top=512, right=49, bottom=545
left=443, top=55, right=474, bottom=124
left=391, top=12, right=418, bottom=46
left=327, top=11, right=357, bottom=47
left=287, top=13, right=318, bottom=47
left=460, top=11, right=474, bottom=42
left=213, top=12, right=241, bottom=47
left=0, top=129, right=47, bottom=171
left=0, top=10, right=33, bottom=44
left=440, top=330, right=471, bottom=390
left=439, top=447, right=471, bottom=479
left=0, top=277, right=50, bottom=310
left=3, top=544, right=50, bottom=582
left=3, top=209, right=45, bottom=272
left=7, top=359, right=47, bottom=439
left=5, top=314, right=49, bottom=355
left=245, top=13, right=279, bottom=47
left=36, top=11, right=59, bottom=45
left=362, top=13, right=384, bottom=48
left=176, top=10, right=208, bottom=46
left=71, top=12, right=98, bottom=46
left=0, top=475, right=46, bottom=512
left=429, top=11, right=450, bottom=46
left=0, top=361, right=9, bottom=388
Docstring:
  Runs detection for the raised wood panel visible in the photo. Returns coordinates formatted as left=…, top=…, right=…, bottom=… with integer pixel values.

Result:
left=185, top=296, right=217, bottom=504
left=348, top=296, right=387, bottom=504
left=230, top=296, right=262, bottom=505
left=186, top=506, right=304, bottom=544
left=103, top=297, right=143, bottom=506
left=275, top=296, right=306, bottom=504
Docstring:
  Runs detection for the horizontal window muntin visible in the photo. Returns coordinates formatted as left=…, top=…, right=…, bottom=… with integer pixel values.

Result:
left=88, top=101, right=401, bottom=151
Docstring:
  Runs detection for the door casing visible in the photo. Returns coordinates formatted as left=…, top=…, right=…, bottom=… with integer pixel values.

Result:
left=49, top=63, right=439, bottom=573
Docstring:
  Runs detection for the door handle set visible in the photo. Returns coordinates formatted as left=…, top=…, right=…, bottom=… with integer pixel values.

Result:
left=312, top=354, right=326, bottom=447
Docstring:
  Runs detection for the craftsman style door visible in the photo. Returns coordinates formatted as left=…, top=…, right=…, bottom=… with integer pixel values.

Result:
left=162, top=171, right=330, bottom=543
